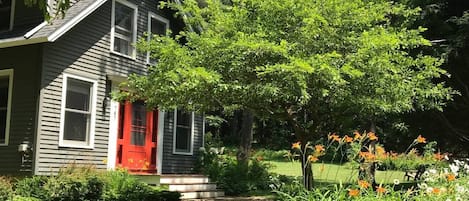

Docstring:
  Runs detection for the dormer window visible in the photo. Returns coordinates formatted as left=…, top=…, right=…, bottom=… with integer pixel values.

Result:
left=111, top=0, right=137, bottom=58
left=0, top=0, right=14, bottom=31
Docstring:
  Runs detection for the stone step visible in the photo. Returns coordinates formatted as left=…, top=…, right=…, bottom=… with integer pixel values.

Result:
left=160, top=174, right=211, bottom=184
left=168, top=183, right=218, bottom=192
left=181, top=190, right=225, bottom=199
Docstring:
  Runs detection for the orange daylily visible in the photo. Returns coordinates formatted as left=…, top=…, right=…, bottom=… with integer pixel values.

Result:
left=376, top=186, right=386, bottom=194
left=315, top=144, right=325, bottom=153
left=376, top=146, right=385, bottom=155
left=292, top=142, right=301, bottom=150
left=359, top=151, right=376, bottom=161
left=308, top=155, right=319, bottom=162
left=367, top=132, right=378, bottom=141
left=434, top=152, right=444, bottom=161
left=432, top=187, right=441, bottom=194
left=328, top=133, right=341, bottom=142
left=447, top=173, right=456, bottom=182
left=348, top=189, right=360, bottom=197
left=416, top=135, right=427, bottom=143
left=358, top=180, right=370, bottom=188
left=343, top=135, right=353, bottom=143
left=354, top=131, right=362, bottom=140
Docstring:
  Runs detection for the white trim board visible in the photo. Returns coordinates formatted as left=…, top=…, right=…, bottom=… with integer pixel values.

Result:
left=156, top=111, right=164, bottom=174
left=0, top=69, right=14, bottom=146
left=58, top=73, right=98, bottom=149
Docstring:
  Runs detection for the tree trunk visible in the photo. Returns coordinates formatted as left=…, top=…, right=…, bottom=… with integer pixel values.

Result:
left=237, top=110, right=254, bottom=166
left=301, top=142, right=314, bottom=190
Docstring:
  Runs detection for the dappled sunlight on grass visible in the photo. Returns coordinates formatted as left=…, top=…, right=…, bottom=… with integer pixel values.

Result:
left=268, top=161, right=406, bottom=184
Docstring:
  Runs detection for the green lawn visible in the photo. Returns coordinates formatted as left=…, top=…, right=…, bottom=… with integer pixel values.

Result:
left=268, top=161, right=406, bottom=184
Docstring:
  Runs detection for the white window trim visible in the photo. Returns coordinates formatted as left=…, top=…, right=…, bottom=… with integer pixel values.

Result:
left=0, top=69, right=13, bottom=146
left=0, top=0, right=15, bottom=31
left=110, top=0, right=138, bottom=59
left=58, top=73, right=98, bottom=149
left=9, top=0, right=15, bottom=31
left=146, top=12, right=169, bottom=64
left=172, top=110, right=195, bottom=155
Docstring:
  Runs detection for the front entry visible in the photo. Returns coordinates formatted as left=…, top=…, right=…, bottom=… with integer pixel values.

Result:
left=116, top=101, right=157, bottom=173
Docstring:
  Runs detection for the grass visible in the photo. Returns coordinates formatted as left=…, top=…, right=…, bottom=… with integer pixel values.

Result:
left=268, top=161, right=406, bottom=184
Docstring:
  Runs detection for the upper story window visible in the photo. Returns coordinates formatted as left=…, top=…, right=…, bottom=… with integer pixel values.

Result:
left=59, top=74, right=97, bottom=148
left=173, top=110, right=194, bottom=155
left=0, top=0, right=14, bottom=31
left=111, top=0, right=137, bottom=58
left=147, top=12, right=169, bottom=64
left=0, top=69, right=13, bottom=146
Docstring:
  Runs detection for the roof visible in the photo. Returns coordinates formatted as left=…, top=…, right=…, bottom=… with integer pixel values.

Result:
left=0, top=0, right=107, bottom=49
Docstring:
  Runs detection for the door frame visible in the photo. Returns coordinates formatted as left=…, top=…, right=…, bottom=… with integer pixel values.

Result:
left=106, top=77, right=164, bottom=174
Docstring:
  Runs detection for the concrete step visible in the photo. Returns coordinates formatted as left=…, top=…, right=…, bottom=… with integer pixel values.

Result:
left=160, top=174, right=211, bottom=184
left=181, top=190, right=225, bottom=199
left=133, top=174, right=160, bottom=185
left=168, top=183, right=218, bottom=192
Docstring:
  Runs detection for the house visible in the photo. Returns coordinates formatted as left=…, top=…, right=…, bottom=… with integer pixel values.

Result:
left=0, top=0, right=207, bottom=177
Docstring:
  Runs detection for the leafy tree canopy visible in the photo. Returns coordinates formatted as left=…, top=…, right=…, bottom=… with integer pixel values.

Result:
left=123, top=0, right=454, bottom=140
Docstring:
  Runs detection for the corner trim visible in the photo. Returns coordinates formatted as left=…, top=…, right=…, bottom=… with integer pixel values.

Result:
left=156, top=111, right=164, bottom=174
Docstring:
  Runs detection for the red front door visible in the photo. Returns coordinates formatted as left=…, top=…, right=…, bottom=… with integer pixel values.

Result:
left=116, top=101, right=157, bottom=173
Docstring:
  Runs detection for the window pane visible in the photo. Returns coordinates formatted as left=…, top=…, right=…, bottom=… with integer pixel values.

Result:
left=151, top=18, right=167, bottom=36
left=131, top=102, right=146, bottom=146
left=66, top=78, right=91, bottom=111
left=63, top=111, right=89, bottom=141
left=0, top=0, right=11, bottom=30
left=115, top=2, right=133, bottom=31
left=175, top=127, right=191, bottom=151
left=177, top=111, right=191, bottom=126
left=114, top=37, right=131, bottom=55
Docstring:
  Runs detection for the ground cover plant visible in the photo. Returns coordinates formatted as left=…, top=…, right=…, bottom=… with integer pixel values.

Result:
left=2, top=165, right=180, bottom=201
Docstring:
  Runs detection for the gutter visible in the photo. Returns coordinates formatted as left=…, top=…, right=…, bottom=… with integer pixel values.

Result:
left=24, top=21, right=48, bottom=39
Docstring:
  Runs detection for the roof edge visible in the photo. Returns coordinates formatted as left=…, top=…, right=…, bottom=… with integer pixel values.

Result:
left=47, top=0, right=108, bottom=42
left=0, top=37, right=48, bottom=49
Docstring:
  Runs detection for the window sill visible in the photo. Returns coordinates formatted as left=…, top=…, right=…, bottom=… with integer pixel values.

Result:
left=0, top=143, right=8, bottom=147
left=172, top=151, right=193, bottom=156
left=59, top=142, right=94, bottom=149
left=110, top=50, right=137, bottom=61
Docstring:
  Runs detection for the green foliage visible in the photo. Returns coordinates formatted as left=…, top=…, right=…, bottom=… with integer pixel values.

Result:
left=12, top=166, right=180, bottom=201
left=197, top=147, right=272, bottom=195
left=0, top=177, right=13, bottom=201
left=15, top=176, right=49, bottom=200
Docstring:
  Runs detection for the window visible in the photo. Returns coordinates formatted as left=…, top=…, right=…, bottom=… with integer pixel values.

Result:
left=111, top=0, right=137, bottom=58
left=59, top=74, right=97, bottom=148
left=0, top=0, right=14, bottom=31
left=173, top=110, right=194, bottom=155
left=147, top=12, right=169, bottom=64
left=0, top=69, right=13, bottom=146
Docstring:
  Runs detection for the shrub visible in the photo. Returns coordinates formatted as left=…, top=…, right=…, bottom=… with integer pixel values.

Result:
left=14, top=176, right=48, bottom=200
left=0, top=177, right=13, bottom=201
left=253, top=149, right=289, bottom=161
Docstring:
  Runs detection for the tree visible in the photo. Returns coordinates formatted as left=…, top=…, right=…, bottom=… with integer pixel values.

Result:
left=23, top=0, right=71, bottom=20
left=122, top=0, right=455, bottom=190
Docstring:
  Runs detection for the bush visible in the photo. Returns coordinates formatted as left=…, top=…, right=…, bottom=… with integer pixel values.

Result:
left=0, top=177, right=13, bottom=201
left=253, top=149, right=289, bottom=161
left=14, top=176, right=48, bottom=200
left=197, top=147, right=272, bottom=195
left=12, top=166, right=180, bottom=201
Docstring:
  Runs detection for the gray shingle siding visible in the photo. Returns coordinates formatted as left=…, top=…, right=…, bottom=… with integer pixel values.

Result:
left=35, top=0, right=201, bottom=175
left=162, top=112, right=204, bottom=174
left=0, top=44, right=42, bottom=175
